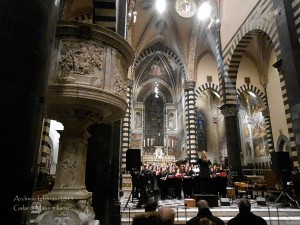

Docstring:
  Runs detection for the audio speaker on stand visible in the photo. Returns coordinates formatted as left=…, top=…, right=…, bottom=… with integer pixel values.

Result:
left=270, top=152, right=292, bottom=186
left=126, top=149, right=141, bottom=171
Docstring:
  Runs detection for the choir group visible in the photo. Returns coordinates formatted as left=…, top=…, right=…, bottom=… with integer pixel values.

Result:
left=132, top=155, right=228, bottom=207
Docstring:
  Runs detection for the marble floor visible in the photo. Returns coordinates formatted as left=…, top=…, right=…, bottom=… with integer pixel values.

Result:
left=120, top=196, right=300, bottom=225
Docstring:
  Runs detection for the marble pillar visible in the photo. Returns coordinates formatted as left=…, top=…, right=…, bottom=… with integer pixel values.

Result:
left=272, top=0, right=300, bottom=168
left=184, top=81, right=197, bottom=161
left=49, top=125, right=91, bottom=199
left=220, top=105, right=243, bottom=177
left=39, top=119, right=98, bottom=225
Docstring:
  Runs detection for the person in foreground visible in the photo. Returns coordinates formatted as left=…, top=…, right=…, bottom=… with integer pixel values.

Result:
left=132, top=204, right=175, bottom=225
left=186, top=200, right=224, bottom=225
left=144, top=197, right=158, bottom=212
left=157, top=207, right=175, bottom=225
left=132, top=198, right=158, bottom=225
left=227, top=198, right=268, bottom=225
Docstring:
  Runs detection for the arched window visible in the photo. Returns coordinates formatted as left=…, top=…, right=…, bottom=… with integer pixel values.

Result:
left=197, top=113, right=207, bottom=151
left=144, top=93, right=164, bottom=151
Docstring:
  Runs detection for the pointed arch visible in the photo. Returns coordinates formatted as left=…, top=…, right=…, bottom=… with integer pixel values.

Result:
left=237, top=84, right=274, bottom=151
left=195, top=82, right=220, bottom=98
left=133, top=46, right=187, bottom=81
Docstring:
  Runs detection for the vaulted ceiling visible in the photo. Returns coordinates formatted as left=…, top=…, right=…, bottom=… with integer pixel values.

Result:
left=61, top=0, right=270, bottom=101
left=128, top=0, right=222, bottom=102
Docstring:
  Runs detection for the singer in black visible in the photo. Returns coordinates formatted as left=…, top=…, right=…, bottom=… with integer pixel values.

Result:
left=198, top=151, right=212, bottom=194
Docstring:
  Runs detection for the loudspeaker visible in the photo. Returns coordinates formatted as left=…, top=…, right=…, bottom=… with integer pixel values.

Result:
left=192, top=194, right=219, bottom=207
left=293, top=172, right=300, bottom=196
left=257, top=197, right=266, bottom=206
left=270, top=152, right=292, bottom=185
left=220, top=198, right=230, bottom=206
left=270, top=152, right=291, bottom=172
left=126, top=149, right=141, bottom=171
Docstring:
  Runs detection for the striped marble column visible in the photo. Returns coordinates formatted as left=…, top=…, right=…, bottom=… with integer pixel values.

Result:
left=121, top=79, right=133, bottom=172
left=261, top=85, right=275, bottom=154
left=273, top=59, right=299, bottom=168
left=184, top=81, right=197, bottom=161
left=39, top=119, right=52, bottom=171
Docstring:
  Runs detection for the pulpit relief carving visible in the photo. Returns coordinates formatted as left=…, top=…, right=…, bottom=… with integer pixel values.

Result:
left=60, top=144, right=77, bottom=188
left=58, top=40, right=103, bottom=86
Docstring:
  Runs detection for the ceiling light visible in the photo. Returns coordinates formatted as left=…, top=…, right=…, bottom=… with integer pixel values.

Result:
left=156, top=0, right=166, bottom=14
left=248, top=91, right=256, bottom=98
left=197, top=2, right=212, bottom=21
left=154, top=81, right=159, bottom=98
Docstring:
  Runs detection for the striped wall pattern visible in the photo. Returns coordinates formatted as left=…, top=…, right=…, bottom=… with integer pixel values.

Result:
left=94, top=0, right=116, bottom=32
left=223, top=0, right=280, bottom=106
left=184, top=81, right=197, bottom=159
left=133, top=47, right=187, bottom=80
left=39, top=119, right=52, bottom=171
left=222, top=0, right=298, bottom=167
left=292, top=0, right=300, bottom=44
left=277, top=72, right=298, bottom=167
left=121, top=79, right=133, bottom=171
left=236, top=84, right=274, bottom=151
left=224, top=30, right=274, bottom=106
left=195, top=82, right=220, bottom=98
left=290, top=0, right=300, bottom=164
left=215, top=37, right=226, bottom=107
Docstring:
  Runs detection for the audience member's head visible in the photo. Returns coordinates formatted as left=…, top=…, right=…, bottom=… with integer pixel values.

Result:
left=199, top=218, right=213, bottom=225
left=238, top=198, right=251, bottom=213
left=157, top=207, right=175, bottom=225
left=197, top=200, right=209, bottom=211
left=145, top=197, right=158, bottom=212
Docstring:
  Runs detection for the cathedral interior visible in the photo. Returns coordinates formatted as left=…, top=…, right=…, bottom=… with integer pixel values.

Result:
left=2, top=0, right=300, bottom=224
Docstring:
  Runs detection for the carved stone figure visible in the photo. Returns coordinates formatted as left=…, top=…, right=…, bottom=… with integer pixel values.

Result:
left=60, top=145, right=77, bottom=187
left=135, top=111, right=142, bottom=128
left=75, top=199, right=95, bottom=225
left=168, top=112, right=175, bottom=130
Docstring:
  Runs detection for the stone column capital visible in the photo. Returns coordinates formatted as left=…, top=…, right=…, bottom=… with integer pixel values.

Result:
left=184, top=80, right=196, bottom=91
left=127, top=79, right=133, bottom=88
left=220, top=104, right=239, bottom=117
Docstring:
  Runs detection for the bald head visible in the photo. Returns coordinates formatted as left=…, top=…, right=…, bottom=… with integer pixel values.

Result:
left=157, top=207, right=175, bottom=225
left=197, top=200, right=209, bottom=210
left=238, top=198, right=251, bottom=213
left=145, top=197, right=158, bottom=212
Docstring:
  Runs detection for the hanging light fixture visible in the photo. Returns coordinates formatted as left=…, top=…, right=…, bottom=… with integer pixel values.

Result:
left=154, top=81, right=159, bottom=98
left=197, top=2, right=212, bottom=21
left=156, top=0, right=166, bottom=14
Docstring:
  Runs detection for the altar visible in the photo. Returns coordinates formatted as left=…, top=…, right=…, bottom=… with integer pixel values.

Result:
left=142, top=146, right=175, bottom=165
